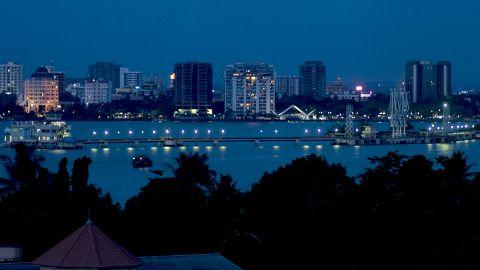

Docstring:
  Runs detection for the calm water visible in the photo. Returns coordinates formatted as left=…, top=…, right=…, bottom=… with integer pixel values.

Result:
left=0, top=120, right=478, bottom=204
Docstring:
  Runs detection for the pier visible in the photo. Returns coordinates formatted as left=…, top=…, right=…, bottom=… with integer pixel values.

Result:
left=78, top=135, right=335, bottom=148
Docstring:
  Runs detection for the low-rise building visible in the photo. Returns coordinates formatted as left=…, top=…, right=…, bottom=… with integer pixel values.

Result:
left=83, top=79, right=111, bottom=105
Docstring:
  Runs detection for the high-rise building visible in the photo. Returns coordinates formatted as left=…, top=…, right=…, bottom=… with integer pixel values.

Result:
left=224, top=62, right=276, bottom=118
left=173, top=62, right=213, bottom=115
left=405, top=61, right=452, bottom=103
left=0, top=61, right=23, bottom=95
left=299, top=61, right=326, bottom=100
left=276, top=75, right=300, bottom=98
left=24, top=67, right=59, bottom=113
left=88, top=62, right=121, bottom=89
left=437, top=61, right=452, bottom=97
left=83, top=78, right=111, bottom=105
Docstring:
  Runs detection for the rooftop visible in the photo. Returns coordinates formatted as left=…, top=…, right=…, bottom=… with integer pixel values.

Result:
left=32, top=222, right=141, bottom=269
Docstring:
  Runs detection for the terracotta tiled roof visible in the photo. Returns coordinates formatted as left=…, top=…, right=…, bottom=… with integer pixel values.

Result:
left=32, top=223, right=141, bottom=268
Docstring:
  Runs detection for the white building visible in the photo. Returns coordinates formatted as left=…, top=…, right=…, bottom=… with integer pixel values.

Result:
left=0, top=61, right=23, bottom=96
left=224, top=63, right=276, bottom=118
left=119, top=67, right=143, bottom=88
left=84, top=79, right=111, bottom=105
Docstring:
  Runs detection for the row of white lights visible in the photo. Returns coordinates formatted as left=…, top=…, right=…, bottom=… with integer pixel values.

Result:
left=428, top=124, right=475, bottom=131
left=92, top=128, right=324, bottom=136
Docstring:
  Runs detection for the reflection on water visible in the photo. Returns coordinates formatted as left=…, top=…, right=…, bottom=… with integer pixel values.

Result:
left=434, top=143, right=454, bottom=154
left=0, top=120, right=478, bottom=204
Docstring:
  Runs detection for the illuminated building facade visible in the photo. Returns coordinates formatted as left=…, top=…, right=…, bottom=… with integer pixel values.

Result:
left=224, top=62, right=276, bottom=118
left=24, top=67, right=59, bottom=113
left=45, top=66, right=66, bottom=96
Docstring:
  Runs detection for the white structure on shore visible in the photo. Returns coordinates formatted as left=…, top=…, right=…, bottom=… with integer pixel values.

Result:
left=224, top=63, right=276, bottom=118
left=389, top=87, right=409, bottom=138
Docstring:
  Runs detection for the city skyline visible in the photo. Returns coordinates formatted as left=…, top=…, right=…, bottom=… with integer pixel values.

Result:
left=2, top=0, right=480, bottom=85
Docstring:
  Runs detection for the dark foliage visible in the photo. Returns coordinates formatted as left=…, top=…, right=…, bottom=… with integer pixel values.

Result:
left=0, top=144, right=121, bottom=260
left=1, top=145, right=480, bottom=270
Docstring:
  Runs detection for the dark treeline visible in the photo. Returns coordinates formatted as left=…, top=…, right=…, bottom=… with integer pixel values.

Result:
left=1, top=144, right=480, bottom=269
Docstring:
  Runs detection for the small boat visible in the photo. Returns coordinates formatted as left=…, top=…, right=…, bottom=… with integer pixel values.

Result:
left=163, top=139, right=184, bottom=147
left=132, top=155, right=153, bottom=168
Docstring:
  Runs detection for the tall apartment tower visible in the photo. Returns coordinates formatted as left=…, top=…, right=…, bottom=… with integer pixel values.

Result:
left=24, top=67, right=59, bottom=113
left=173, top=62, right=213, bottom=115
left=0, top=61, right=23, bottom=95
left=276, top=75, right=300, bottom=98
left=405, top=61, right=452, bottom=103
left=224, top=63, right=276, bottom=118
left=299, top=61, right=326, bottom=100
left=88, top=62, right=121, bottom=89
left=437, top=61, right=452, bottom=97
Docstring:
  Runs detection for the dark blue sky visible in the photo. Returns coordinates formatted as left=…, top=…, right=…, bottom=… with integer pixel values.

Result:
left=2, top=0, right=479, bottom=85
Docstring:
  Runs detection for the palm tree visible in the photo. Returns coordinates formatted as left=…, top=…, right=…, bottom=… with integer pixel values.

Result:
left=0, top=143, right=45, bottom=191
left=173, top=152, right=216, bottom=189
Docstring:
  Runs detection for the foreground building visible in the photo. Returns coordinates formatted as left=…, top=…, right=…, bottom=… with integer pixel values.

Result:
left=405, top=61, right=452, bottom=103
left=0, top=61, right=23, bottom=96
left=224, top=62, right=276, bottom=118
left=0, top=221, right=242, bottom=270
left=299, top=61, right=326, bottom=100
left=23, top=67, right=59, bottom=113
left=173, top=62, right=213, bottom=116
left=83, top=79, right=111, bottom=105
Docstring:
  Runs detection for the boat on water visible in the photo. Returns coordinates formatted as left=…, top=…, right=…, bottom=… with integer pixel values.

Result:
left=132, top=155, right=153, bottom=168
left=163, top=139, right=184, bottom=147
left=3, top=118, right=81, bottom=150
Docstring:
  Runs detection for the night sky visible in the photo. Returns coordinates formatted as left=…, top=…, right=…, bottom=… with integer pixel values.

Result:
left=2, top=0, right=480, bottom=85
